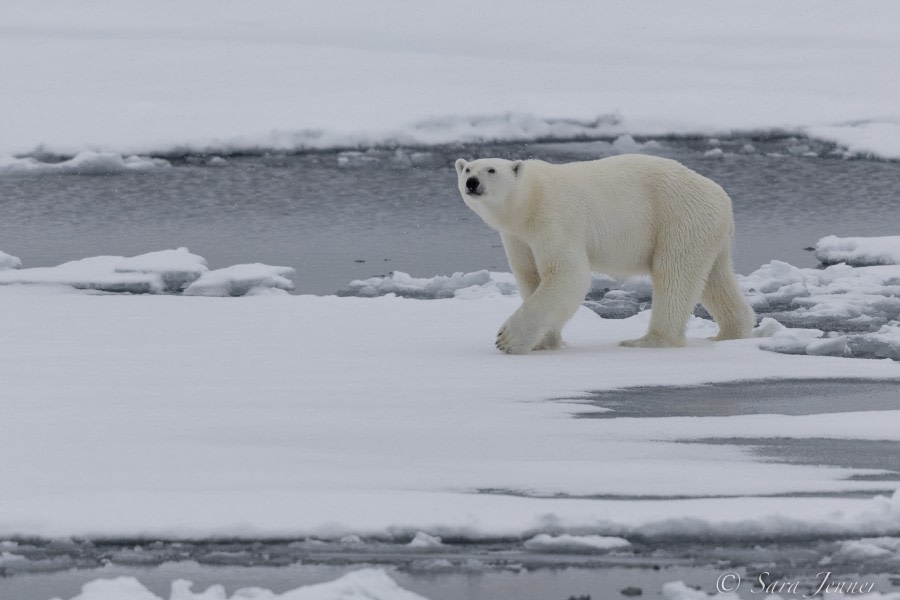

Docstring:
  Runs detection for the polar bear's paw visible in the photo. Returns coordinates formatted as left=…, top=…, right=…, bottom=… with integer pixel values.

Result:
left=496, top=318, right=544, bottom=355
left=619, top=333, right=686, bottom=348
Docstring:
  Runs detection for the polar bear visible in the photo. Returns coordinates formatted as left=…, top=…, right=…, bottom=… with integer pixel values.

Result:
left=455, top=154, right=755, bottom=354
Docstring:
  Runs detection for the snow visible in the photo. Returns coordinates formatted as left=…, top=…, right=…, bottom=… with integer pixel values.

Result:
left=52, top=569, right=427, bottom=600
left=1, top=257, right=899, bottom=545
left=523, top=534, right=631, bottom=553
left=2, top=1, right=900, bottom=158
left=815, top=235, right=900, bottom=267
left=0, top=249, right=293, bottom=296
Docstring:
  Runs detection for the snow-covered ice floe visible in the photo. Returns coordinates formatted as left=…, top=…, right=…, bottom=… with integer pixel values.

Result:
left=0, top=151, right=170, bottom=176
left=51, top=569, right=428, bottom=600
left=0, top=251, right=22, bottom=270
left=523, top=533, right=631, bottom=553
left=0, top=248, right=294, bottom=296
left=815, top=235, right=900, bottom=267
left=3, top=2, right=900, bottom=160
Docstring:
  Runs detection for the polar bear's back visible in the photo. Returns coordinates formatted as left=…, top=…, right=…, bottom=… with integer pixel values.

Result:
left=521, top=154, right=734, bottom=276
left=527, top=154, right=732, bottom=229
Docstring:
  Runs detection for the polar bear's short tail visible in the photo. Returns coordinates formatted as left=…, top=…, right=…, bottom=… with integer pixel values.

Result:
left=701, top=248, right=756, bottom=340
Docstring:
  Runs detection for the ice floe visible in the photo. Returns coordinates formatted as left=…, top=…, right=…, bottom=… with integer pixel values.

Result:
left=0, top=251, right=21, bottom=270
left=51, top=569, right=427, bottom=600
left=183, top=264, right=295, bottom=297
left=814, top=235, right=900, bottom=267
left=0, top=151, right=170, bottom=176
left=523, top=533, right=631, bottom=553
left=343, top=270, right=517, bottom=300
left=406, top=531, right=443, bottom=549
left=0, top=249, right=294, bottom=296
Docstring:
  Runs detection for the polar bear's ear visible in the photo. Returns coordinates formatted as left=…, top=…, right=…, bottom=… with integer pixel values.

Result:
left=455, top=158, right=467, bottom=175
left=511, top=160, right=523, bottom=176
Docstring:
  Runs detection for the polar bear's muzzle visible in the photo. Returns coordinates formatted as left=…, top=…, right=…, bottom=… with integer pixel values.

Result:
left=465, top=176, right=483, bottom=196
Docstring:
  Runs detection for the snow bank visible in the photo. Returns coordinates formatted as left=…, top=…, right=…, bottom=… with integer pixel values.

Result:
left=0, top=152, right=170, bottom=176
left=53, top=569, right=427, bottom=600
left=815, top=235, right=900, bottom=267
left=806, top=121, right=900, bottom=161
left=0, top=249, right=294, bottom=296
left=523, top=534, right=631, bottom=553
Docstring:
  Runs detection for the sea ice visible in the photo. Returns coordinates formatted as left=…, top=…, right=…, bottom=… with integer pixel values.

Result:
left=343, top=270, right=516, bottom=299
left=0, top=151, right=170, bottom=176
left=183, top=264, right=295, bottom=297
left=523, top=533, right=631, bottom=553
left=0, top=248, right=207, bottom=293
left=0, top=249, right=294, bottom=296
left=52, top=569, right=428, bottom=600
left=0, top=251, right=21, bottom=270
left=406, top=532, right=443, bottom=549
left=814, top=235, right=900, bottom=267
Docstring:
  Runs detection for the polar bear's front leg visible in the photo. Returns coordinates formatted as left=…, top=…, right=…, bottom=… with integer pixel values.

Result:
left=496, top=253, right=590, bottom=354
left=499, top=233, right=563, bottom=352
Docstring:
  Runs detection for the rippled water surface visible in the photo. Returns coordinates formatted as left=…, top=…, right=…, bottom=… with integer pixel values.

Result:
left=1, top=137, right=898, bottom=294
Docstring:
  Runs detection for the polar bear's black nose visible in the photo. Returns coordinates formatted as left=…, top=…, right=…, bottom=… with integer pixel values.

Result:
left=466, top=177, right=480, bottom=192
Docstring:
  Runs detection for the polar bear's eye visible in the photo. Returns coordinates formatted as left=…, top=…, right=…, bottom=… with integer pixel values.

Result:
left=488, top=168, right=496, bottom=174
left=465, top=168, right=470, bottom=173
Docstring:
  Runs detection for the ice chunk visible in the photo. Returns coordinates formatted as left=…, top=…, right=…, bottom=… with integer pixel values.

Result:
left=815, top=235, right=900, bottom=267
left=806, top=335, right=849, bottom=357
left=0, top=251, right=22, bottom=270
left=407, top=531, right=443, bottom=549
left=847, top=322, right=900, bottom=360
left=524, top=533, right=631, bottom=553
left=343, top=270, right=516, bottom=299
left=752, top=317, right=785, bottom=338
left=0, top=248, right=207, bottom=293
left=837, top=537, right=900, bottom=561
left=0, top=151, right=170, bottom=176
left=56, top=569, right=429, bottom=600
left=183, top=264, right=295, bottom=297
left=740, top=260, right=900, bottom=334
left=758, top=327, right=824, bottom=355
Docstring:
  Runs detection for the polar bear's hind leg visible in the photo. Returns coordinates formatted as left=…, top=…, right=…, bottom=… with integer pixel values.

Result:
left=620, top=250, right=713, bottom=348
left=701, top=248, right=755, bottom=341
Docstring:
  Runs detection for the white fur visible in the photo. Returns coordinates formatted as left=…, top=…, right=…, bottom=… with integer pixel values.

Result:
left=455, top=154, right=755, bottom=354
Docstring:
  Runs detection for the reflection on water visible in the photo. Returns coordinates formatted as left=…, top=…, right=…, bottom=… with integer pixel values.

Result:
left=1, top=138, right=898, bottom=295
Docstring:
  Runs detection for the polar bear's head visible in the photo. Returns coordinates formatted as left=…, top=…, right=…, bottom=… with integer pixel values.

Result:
left=455, top=158, right=523, bottom=230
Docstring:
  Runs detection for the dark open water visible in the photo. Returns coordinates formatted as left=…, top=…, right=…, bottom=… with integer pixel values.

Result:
left=1, top=136, right=898, bottom=295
